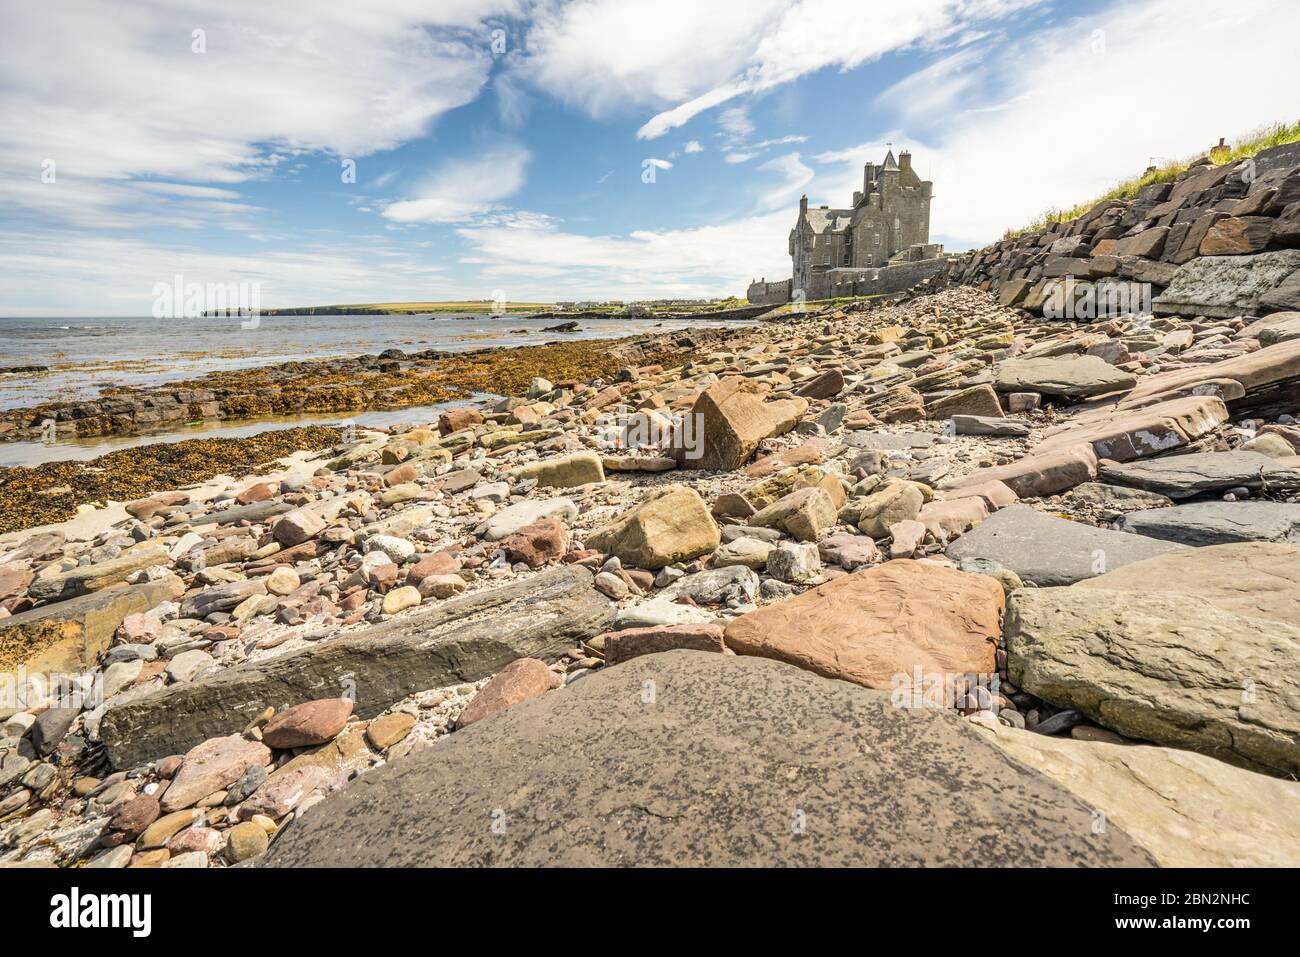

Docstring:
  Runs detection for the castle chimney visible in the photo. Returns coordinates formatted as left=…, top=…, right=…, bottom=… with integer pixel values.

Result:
left=899, top=150, right=912, bottom=172
left=799, top=194, right=808, bottom=216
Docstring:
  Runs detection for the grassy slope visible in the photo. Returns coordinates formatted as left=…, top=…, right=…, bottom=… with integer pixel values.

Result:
left=1002, top=120, right=1300, bottom=240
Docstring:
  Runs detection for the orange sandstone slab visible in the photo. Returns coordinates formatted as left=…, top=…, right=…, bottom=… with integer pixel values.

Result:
left=723, top=560, right=1003, bottom=691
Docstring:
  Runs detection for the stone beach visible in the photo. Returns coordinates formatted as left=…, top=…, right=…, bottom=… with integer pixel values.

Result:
left=4, top=149, right=1300, bottom=867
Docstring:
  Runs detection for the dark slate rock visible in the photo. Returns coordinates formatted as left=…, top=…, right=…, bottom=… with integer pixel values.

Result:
left=946, top=505, right=1186, bottom=586
left=99, top=566, right=613, bottom=769
left=30, top=708, right=78, bottom=756
left=260, top=652, right=1155, bottom=867
left=1116, top=501, right=1300, bottom=546
left=1098, top=451, right=1300, bottom=499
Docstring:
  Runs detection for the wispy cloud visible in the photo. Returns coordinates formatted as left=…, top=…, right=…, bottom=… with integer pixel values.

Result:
left=382, top=148, right=531, bottom=224
left=865, top=0, right=1300, bottom=245
left=457, top=209, right=792, bottom=300
left=0, top=1, right=520, bottom=228
left=624, top=0, right=1046, bottom=138
left=0, top=230, right=452, bottom=316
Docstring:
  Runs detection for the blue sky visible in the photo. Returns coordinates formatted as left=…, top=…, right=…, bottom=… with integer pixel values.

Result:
left=1, top=0, right=1297, bottom=315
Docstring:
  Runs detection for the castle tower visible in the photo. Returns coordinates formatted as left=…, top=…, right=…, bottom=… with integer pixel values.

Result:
left=787, top=152, right=939, bottom=300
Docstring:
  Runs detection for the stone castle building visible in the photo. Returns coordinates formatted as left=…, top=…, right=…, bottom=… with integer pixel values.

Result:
left=748, top=149, right=947, bottom=305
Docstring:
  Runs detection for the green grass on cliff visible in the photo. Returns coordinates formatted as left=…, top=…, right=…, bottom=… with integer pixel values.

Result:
left=1002, top=120, right=1300, bottom=240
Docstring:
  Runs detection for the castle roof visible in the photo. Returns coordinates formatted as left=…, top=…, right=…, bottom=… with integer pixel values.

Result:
left=882, top=150, right=899, bottom=171
left=806, top=207, right=853, bottom=232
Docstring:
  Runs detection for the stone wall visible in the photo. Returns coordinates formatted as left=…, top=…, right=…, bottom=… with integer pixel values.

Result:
left=746, top=278, right=792, bottom=306
left=937, top=141, right=1300, bottom=320
left=821, top=257, right=951, bottom=299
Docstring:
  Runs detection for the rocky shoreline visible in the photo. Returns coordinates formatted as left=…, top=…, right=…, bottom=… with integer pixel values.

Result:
left=0, top=325, right=743, bottom=446
left=0, top=428, right=342, bottom=534
left=1, top=277, right=1298, bottom=868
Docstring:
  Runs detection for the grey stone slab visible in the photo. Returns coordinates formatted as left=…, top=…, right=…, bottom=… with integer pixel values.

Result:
left=260, top=651, right=1154, bottom=867
left=189, top=501, right=292, bottom=527
left=99, top=566, right=613, bottom=769
left=951, top=415, right=1031, bottom=437
left=1152, top=250, right=1300, bottom=318
left=1116, top=501, right=1300, bottom=546
left=945, top=504, right=1185, bottom=586
left=993, top=355, right=1136, bottom=398
left=844, top=431, right=935, bottom=451
left=1098, top=451, right=1300, bottom=499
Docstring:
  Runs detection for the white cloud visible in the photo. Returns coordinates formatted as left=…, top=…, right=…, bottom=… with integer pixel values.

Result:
left=0, top=231, right=453, bottom=317
left=683, top=140, right=704, bottom=154
left=382, top=148, right=531, bottom=223
left=520, top=0, right=787, bottom=121
left=758, top=153, right=814, bottom=211
left=868, top=0, right=1300, bottom=246
left=624, top=0, right=1044, bottom=138
left=718, top=106, right=757, bottom=141
left=457, top=210, right=792, bottom=300
left=872, top=47, right=983, bottom=121
left=0, top=1, right=520, bottom=227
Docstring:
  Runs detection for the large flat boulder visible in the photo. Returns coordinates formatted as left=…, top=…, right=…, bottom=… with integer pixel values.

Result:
left=1116, top=501, right=1300, bottom=545
left=945, top=504, right=1185, bottom=585
left=973, top=721, right=1300, bottom=866
left=260, top=652, right=1154, bottom=867
left=992, top=355, right=1136, bottom=398
left=511, top=451, right=605, bottom=488
left=1005, top=587, right=1300, bottom=776
left=1248, top=311, right=1300, bottom=346
left=1152, top=249, right=1300, bottom=318
left=1071, top=542, right=1300, bottom=623
left=477, top=498, right=577, bottom=541
left=585, top=485, right=720, bottom=569
left=1098, top=450, right=1300, bottom=498
left=723, top=560, right=1003, bottom=690
left=0, top=581, right=174, bottom=674
left=674, top=377, right=807, bottom=471
left=98, top=566, right=613, bottom=768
